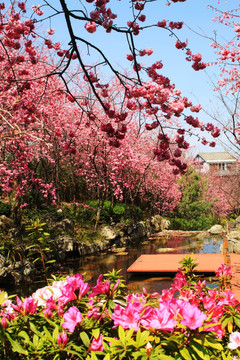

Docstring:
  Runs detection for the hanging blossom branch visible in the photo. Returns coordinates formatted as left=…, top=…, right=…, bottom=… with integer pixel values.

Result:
left=0, top=0, right=221, bottom=174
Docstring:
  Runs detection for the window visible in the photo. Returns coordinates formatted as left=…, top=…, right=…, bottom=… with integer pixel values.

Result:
left=219, top=163, right=226, bottom=171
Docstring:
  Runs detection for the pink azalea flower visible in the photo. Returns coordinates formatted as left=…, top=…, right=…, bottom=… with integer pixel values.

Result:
left=58, top=284, right=76, bottom=306
left=43, top=308, right=53, bottom=318
left=32, top=280, right=67, bottom=306
left=89, top=334, right=104, bottom=351
left=89, top=274, right=110, bottom=297
left=172, top=271, right=187, bottom=291
left=112, top=301, right=144, bottom=331
left=12, top=296, right=37, bottom=315
left=142, top=303, right=177, bottom=331
left=215, top=264, right=233, bottom=278
left=57, top=330, right=68, bottom=349
left=228, top=331, right=240, bottom=350
left=62, top=306, right=82, bottom=333
left=180, top=301, right=207, bottom=330
left=1, top=317, right=7, bottom=330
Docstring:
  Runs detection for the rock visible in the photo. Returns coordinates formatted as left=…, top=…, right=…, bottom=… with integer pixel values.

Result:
left=0, top=254, right=5, bottom=268
left=53, top=219, right=74, bottom=234
left=235, top=216, right=240, bottom=223
left=56, top=235, right=78, bottom=253
left=229, top=230, right=240, bottom=241
left=161, top=219, right=171, bottom=230
left=208, top=224, right=225, bottom=235
left=23, top=261, right=34, bottom=276
left=233, top=241, right=240, bottom=254
left=0, top=215, right=14, bottom=231
left=149, top=215, right=163, bottom=232
left=101, top=226, right=118, bottom=241
left=134, top=222, right=147, bottom=238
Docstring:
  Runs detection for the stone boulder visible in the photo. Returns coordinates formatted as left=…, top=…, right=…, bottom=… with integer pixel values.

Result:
left=149, top=215, right=163, bottom=232
left=55, top=235, right=79, bottom=259
left=0, top=254, right=5, bottom=268
left=100, top=226, right=119, bottom=241
left=229, top=230, right=240, bottom=241
left=161, top=219, right=171, bottom=230
left=208, top=224, right=225, bottom=235
left=53, top=219, right=74, bottom=234
left=223, top=238, right=240, bottom=254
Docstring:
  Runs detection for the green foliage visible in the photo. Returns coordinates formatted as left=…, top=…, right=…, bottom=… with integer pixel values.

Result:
left=0, top=201, right=11, bottom=217
left=62, top=201, right=143, bottom=225
left=24, top=218, right=56, bottom=277
left=170, top=214, right=214, bottom=231
left=170, top=168, right=216, bottom=231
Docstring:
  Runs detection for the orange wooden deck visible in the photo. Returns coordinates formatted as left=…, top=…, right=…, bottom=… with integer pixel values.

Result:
left=127, top=253, right=240, bottom=300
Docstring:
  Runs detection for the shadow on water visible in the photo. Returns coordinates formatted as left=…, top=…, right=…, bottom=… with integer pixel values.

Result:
left=13, top=234, right=223, bottom=297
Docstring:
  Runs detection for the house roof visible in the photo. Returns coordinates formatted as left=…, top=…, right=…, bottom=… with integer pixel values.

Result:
left=196, top=152, right=237, bottom=163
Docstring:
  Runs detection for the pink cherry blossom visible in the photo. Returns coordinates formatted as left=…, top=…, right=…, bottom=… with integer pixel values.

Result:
left=85, top=22, right=97, bottom=33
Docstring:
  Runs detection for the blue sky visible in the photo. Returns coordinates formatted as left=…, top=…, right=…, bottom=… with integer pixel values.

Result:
left=27, top=0, right=235, bottom=154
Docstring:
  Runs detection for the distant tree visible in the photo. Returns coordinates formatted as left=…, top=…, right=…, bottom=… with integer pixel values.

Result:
left=205, top=2, right=240, bottom=155
left=171, top=168, right=216, bottom=230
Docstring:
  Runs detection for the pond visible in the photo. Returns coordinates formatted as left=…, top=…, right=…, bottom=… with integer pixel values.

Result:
left=13, top=233, right=223, bottom=297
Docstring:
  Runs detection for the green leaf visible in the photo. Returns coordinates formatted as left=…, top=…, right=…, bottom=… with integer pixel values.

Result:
left=18, top=330, right=30, bottom=344
left=30, top=322, right=43, bottom=337
left=234, top=317, right=240, bottom=328
left=190, top=341, right=210, bottom=360
left=126, top=327, right=135, bottom=340
left=6, top=333, right=28, bottom=355
left=103, top=354, right=111, bottom=360
left=136, top=329, right=149, bottom=348
left=0, top=291, right=7, bottom=306
left=179, top=347, right=192, bottom=360
left=108, top=299, right=116, bottom=310
left=46, top=259, right=56, bottom=264
left=204, top=335, right=223, bottom=350
left=118, top=326, right=126, bottom=345
left=33, top=334, right=39, bottom=349
left=43, top=326, right=53, bottom=342
left=90, top=352, right=98, bottom=360
left=80, top=331, right=90, bottom=348
left=92, top=328, right=100, bottom=340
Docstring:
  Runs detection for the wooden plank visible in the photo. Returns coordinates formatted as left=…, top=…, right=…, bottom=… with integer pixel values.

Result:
left=127, top=254, right=226, bottom=273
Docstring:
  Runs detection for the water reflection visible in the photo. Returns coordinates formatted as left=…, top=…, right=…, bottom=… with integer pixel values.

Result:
left=58, top=234, right=223, bottom=294
left=13, top=234, right=223, bottom=297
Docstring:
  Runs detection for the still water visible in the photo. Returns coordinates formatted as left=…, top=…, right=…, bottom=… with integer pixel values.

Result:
left=56, top=233, right=222, bottom=295
left=14, top=233, right=223, bottom=297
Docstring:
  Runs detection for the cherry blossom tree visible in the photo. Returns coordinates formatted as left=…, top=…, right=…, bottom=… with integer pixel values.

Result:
left=205, top=2, right=240, bottom=155
left=0, top=1, right=220, bottom=175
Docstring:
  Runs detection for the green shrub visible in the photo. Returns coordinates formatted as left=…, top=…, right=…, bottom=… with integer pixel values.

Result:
left=0, top=201, right=11, bottom=217
left=170, top=214, right=214, bottom=231
left=112, top=203, right=126, bottom=222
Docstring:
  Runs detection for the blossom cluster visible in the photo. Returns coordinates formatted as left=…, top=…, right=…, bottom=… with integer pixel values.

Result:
left=0, top=263, right=240, bottom=358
